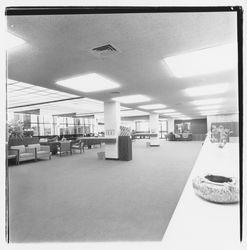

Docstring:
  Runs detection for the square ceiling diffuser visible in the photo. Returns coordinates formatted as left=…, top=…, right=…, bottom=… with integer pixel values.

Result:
left=112, top=94, right=151, bottom=104
left=138, top=104, right=167, bottom=110
left=56, top=73, right=120, bottom=93
left=164, top=43, right=237, bottom=78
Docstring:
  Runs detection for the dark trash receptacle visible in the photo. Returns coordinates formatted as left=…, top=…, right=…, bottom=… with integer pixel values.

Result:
left=118, top=136, right=132, bottom=161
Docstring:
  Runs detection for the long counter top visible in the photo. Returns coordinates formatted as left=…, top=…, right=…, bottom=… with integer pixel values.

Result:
left=77, top=137, right=117, bottom=144
left=132, top=133, right=158, bottom=138
left=163, top=136, right=240, bottom=249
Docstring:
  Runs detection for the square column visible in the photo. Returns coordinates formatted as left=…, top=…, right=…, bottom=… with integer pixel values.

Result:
left=149, top=113, right=160, bottom=146
left=104, top=101, right=120, bottom=159
left=168, top=118, right=175, bottom=133
left=93, top=114, right=100, bottom=135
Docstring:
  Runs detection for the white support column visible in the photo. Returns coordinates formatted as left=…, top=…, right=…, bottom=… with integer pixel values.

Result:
left=104, top=101, right=120, bottom=159
left=93, top=114, right=99, bottom=136
left=149, top=113, right=160, bottom=146
left=168, top=118, right=175, bottom=133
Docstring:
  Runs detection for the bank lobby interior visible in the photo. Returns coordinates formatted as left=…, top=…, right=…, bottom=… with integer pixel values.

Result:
left=6, top=10, right=240, bottom=243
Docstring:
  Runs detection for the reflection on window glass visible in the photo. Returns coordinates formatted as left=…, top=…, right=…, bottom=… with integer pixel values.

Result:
left=175, top=122, right=191, bottom=134
left=31, top=124, right=39, bottom=136
left=7, top=112, right=99, bottom=137
left=159, top=120, right=168, bottom=138
left=136, top=121, right=149, bottom=132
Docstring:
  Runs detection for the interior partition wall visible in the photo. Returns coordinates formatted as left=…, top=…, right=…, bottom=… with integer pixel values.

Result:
left=174, top=118, right=207, bottom=141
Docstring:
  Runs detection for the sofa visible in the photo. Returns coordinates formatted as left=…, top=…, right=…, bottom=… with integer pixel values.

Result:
left=8, top=137, right=51, bottom=164
left=9, top=145, right=36, bottom=164
left=27, top=144, right=51, bottom=160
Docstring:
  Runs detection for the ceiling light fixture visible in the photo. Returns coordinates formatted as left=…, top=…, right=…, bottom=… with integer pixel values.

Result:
left=7, top=32, right=25, bottom=50
left=121, top=109, right=149, bottom=116
left=200, top=110, right=222, bottom=115
left=138, top=104, right=167, bottom=110
left=56, top=73, right=120, bottom=93
left=196, top=105, right=222, bottom=110
left=166, top=112, right=183, bottom=116
left=191, top=98, right=224, bottom=106
left=175, top=117, right=192, bottom=120
left=7, top=79, right=18, bottom=84
left=184, top=83, right=230, bottom=97
left=154, top=109, right=176, bottom=113
left=112, top=95, right=151, bottom=104
left=164, top=43, right=237, bottom=77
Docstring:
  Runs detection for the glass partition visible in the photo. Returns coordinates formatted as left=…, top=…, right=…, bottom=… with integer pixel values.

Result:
left=7, top=111, right=97, bottom=137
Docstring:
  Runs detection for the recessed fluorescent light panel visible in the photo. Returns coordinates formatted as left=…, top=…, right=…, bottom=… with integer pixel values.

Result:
left=7, top=79, right=18, bottom=84
left=154, top=109, right=176, bottom=113
left=196, top=105, right=221, bottom=110
left=166, top=112, right=183, bottom=116
left=191, top=98, right=224, bottom=106
left=121, top=109, right=149, bottom=117
left=138, top=104, right=167, bottom=110
left=171, top=116, right=191, bottom=120
left=7, top=32, right=26, bottom=50
left=200, top=110, right=221, bottom=115
left=164, top=44, right=237, bottom=77
left=184, top=83, right=230, bottom=97
left=56, top=73, right=120, bottom=93
left=179, top=117, right=192, bottom=120
left=112, top=95, right=151, bottom=104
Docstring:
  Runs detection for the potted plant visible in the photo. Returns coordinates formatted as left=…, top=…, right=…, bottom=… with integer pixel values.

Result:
left=7, top=119, right=24, bottom=140
left=211, top=125, right=233, bottom=148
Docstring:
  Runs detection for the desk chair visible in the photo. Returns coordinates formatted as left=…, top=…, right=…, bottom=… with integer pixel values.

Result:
left=71, top=140, right=84, bottom=154
left=58, top=141, right=72, bottom=156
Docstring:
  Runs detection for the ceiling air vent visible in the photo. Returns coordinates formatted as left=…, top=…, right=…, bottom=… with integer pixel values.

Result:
left=91, top=44, right=120, bottom=57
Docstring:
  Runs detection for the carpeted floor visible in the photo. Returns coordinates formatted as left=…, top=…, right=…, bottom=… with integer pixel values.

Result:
left=8, top=140, right=202, bottom=242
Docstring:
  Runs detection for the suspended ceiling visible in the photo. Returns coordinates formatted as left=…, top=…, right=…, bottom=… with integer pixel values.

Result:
left=7, top=11, right=239, bottom=118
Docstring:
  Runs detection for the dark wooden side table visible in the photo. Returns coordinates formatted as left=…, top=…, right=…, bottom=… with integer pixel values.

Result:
left=8, top=154, right=18, bottom=165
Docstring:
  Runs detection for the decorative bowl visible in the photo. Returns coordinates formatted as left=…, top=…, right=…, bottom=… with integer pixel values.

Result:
left=192, top=174, right=239, bottom=204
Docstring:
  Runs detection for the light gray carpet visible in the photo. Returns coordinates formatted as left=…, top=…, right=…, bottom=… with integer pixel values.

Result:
left=8, top=140, right=202, bottom=242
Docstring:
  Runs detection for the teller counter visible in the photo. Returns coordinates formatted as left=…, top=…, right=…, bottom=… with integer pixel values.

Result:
left=77, top=137, right=116, bottom=148
left=163, top=135, right=240, bottom=249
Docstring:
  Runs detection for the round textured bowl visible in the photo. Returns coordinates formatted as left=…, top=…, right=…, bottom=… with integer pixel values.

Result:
left=192, top=174, right=239, bottom=204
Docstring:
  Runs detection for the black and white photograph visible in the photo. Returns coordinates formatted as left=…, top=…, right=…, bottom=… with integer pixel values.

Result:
left=1, top=1, right=246, bottom=250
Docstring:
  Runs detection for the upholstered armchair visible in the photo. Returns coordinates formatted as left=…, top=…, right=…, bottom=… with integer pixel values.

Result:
left=71, top=140, right=84, bottom=154
left=10, top=145, right=36, bottom=164
left=27, top=144, right=51, bottom=160
left=58, top=141, right=72, bottom=156
left=174, top=133, right=182, bottom=141
left=181, top=132, right=192, bottom=141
